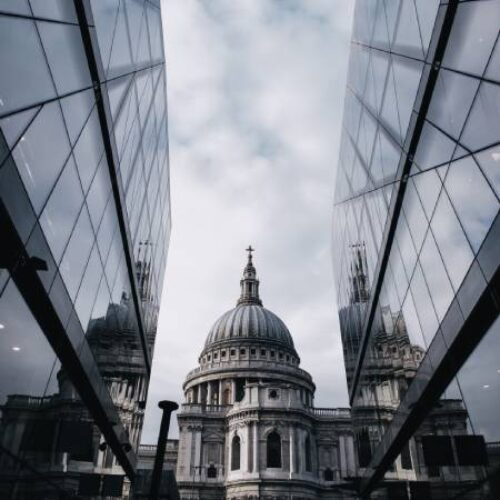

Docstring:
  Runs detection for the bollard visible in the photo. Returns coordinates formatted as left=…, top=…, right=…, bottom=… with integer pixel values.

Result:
left=149, top=400, right=179, bottom=500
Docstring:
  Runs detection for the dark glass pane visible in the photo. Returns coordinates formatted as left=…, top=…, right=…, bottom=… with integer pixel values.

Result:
left=12, top=101, right=71, bottom=213
left=73, top=108, right=105, bottom=193
left=30, top=0, right=77, bottom=22
left=37, top=21, right=92, bottom=96
left=59, top=206, right=94, bottom=300
left=39, top=156, right=84, bottom=263
left=0, top=16, right=55, bottom=116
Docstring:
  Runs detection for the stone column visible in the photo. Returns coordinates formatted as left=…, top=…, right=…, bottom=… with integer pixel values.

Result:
left=289, top=425, right=296, bottom=474
left=231, top=379, right=236, bottom=403
left=207, top=382, right=212, bottom=406
left=218, top=379, right=222, bottom=405
left=197, top=385, right=202, bottom=404
left=194, top=426, right=202, bottom=478
left=253, top=421, right=259, bottom=474
left=339, top=435, right=346, bottom=476
left=246, top=424, right=252, bottom=472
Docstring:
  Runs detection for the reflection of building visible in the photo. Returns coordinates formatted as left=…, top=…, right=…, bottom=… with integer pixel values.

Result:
left=333, top=2, right=499, bottom=496
left=0, top=0, right=170, bottom=497
left=175, top=251, right=357, bottom=499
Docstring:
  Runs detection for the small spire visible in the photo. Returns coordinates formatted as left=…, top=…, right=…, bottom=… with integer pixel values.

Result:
left=238, top=245, right=262, bottom=306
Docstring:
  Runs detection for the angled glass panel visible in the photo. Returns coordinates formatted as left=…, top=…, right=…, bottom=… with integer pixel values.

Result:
left=430, top=190, right=474, bottom=292
left=59, top=206, right=94, bottom=300
left=474, top=145, right=500, bottom=199
left=90, top=0, right=119, bottom=74
left=419, top=230, right=454, bottom=322
left=380, top=62, right=402, bottom=143
left=427, top=69, right=480, bottom=141
left=74, top=243, right=103, bottom=332
left=87, top=155, right=112, bottom=232
left=461, top=82, right=500, bottom=153
left=96, top=198, right=118, bottom=264
left=402, top=180, right=428, bottom=254
left=485, top=38, right=500, bottom=83
left=39, top=156, right=84, bottom=263
left=370, top=128, right=400, bottom=184
left=413, top=0, right=440, bottom=56
left=146, top=3, right=163, bottom=62
left=0, top=16, right=55, bottom=116
left=0, top=107, right=39, bottom=152
left=444, top=156, right=499, bottom=253
left=30, top=0, right=77, bottom=23
left=392, top=55, right=423, bottom=139
left=106, top=74, right=133, bottom=122
left=107, top=0, right=133, bottom=78
left=125, top=0, right=145, bottom=64
left=370, top=50, right=390, bottom=114
left=60, top=89, right=95, bottom=145
left=413, top=121, right=457, bottom=172
left=73, top=107, right=105, bottom=193
left=412, top=167, right=443, bottom=220
left=442, top=1, right=500, bottom=77
left=0, top=0, right=30, bottom=14
left=393, top=0, right=424, bottom=59
left=37, top=21, right=92, bottom=96
left=12, top=101, right=71, bottom=214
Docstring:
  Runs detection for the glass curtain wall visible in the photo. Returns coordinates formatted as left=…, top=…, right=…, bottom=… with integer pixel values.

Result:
left=333, top=0, right=500, bottom=498
left=0, top=1, right=170, bottom=498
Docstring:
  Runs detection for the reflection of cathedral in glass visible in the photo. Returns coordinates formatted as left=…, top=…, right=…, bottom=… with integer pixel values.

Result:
left=0, top=259, right=157, bottom=498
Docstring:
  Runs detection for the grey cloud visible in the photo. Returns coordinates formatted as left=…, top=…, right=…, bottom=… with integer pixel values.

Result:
left=142, top=0, right=354, bottom=442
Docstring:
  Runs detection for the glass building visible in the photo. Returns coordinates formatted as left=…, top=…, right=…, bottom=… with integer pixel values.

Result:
left=333, top=1, right=500, bottom=498
left=0, top=1, right=170, bottom=498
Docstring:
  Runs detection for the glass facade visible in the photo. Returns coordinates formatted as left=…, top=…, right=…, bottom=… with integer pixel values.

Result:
left=0, top=1, right=170, bottom=498
left=333, top=1, right=500, bottom=498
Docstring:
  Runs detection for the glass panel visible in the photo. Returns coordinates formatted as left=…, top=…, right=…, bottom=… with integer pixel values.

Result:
left=413, top=0, right=440, bottom=55
left=0, top=107, right=39, bottom=152
left=461, top=82, right=500, bottom=153
left=393, top=0, right=424, bottom=58
left=37, top=21, right=92, bottom=96
left=427, top=69, right=480, bottom=140
left=474, top=145, right=500, bottom=199
left=442, top=1, right=500, bottom=77
left=430, top=190, right=474, bottom=291
left=73, top=108, right=105, bottom=193
left=0, top=15, right=55, bottom=116
left=444, top=156, right=499, bottom=253
left=90, top=0, right=119, bottom=73
left=30, top=0, right=77, bottom=21
left=87, top=155, right=112, bottom=232
left=39, top=156, right=84, bottom=263
left=60, top=89, right=95, bottom=145
left=413, top=168, right=443, bottom=220
left=107, top=0, right=133, bottom=78
left=414, top=121, right=457, bottom=172
left=419, top=231, right=454, bottom=322
left=59, top=206, right=94, bottom=300
left=0, top=0, right=30, bottom=15
left=12, top=101, right=71, bottom=214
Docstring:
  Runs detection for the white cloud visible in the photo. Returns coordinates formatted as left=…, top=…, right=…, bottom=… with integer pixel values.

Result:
left=142, top=0, right=354, bottom=442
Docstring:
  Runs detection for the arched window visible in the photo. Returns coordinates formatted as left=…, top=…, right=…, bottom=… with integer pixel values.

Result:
left=231, top=435, right=240, bottom=470
left=324, top=468, right=334, bottom=481
left=207, top=465, right=217, bottom=478
left=267, top=431, right=281, bottom=468
left=305, top=434, right=312, bottom=471
left=357, top=428, right=372, bottom=467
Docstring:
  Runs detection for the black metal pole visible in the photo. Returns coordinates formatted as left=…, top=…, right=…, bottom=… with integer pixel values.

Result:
left=149, top=400, right=179, bottom=500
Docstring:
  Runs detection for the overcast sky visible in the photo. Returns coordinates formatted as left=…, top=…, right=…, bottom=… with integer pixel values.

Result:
left=142, top=0, right=354, bottom=443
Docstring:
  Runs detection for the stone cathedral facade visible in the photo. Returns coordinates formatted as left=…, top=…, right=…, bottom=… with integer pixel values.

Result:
left=175, top=251, right=357, bottom=499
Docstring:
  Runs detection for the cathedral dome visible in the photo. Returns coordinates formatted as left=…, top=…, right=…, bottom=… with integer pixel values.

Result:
left=203, top=247, right=296, bottom=353
left=205, top=304, right=295, bottom=349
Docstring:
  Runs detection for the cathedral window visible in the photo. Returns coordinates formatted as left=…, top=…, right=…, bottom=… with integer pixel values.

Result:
left=286, top=355, right=289, bottom=361
left=207, top=465, right=217, bottom=478
left=214, top=352, right=218, bottom=359
left=268, top=389, right=279, bottom=400
left=324, top=468, right=334, bottom=481
left=270, top=351, right=275, bottom=358
left=279, top=352, right=283, bottom=359
left=305, top=435, right=312, bottom=471
left=230, top=349, right=236, bottom=356
left=260, top=349, right=266, bottom=356
left=207, top=354, right=211, bottom=361
left=221, top=350, right=226, bottom=358
left=267, top=431, right=281, bottom=468
left=251, top=348, right=256, bottom=355
left=231, top=435, right=241, bottom=470
left=240, top=349, right=246, bottom=356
